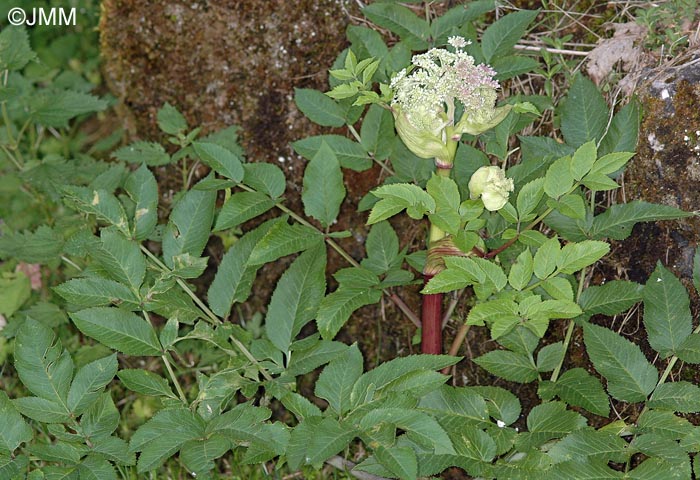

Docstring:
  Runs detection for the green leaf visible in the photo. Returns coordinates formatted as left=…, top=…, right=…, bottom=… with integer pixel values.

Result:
left=62, top=186, right=129, bottom=235
left=305, top=418, right=356, bottom=466
left=636, top=409, right=693, bottom=439
left=12, top=397, right=71, bottom=423
left=419, top=386, right=490, bottom=429
left=242, top=163, right=286, bottom=199
left=549, top=193, right=586, bottom=220
left=70, top=307, right=162, bottom=356
left=81, top=393, right=119, bottom=440
left=542, top=277, right=574, bottom=301
left=0, top=225, right=64, bottom=264
left=214, top=192, right=275, bottom=232
left=533, top=237, right=560, bottom=279
left=375, top=445, right=417, bottom=480
left=214, top=191, right=275, bottom=231
left=430, top=1, right=495, bottom=43
left=208, top=219, right=276, bottom=316
left=628, top=457, right=690, bottom=479
left=536, top=342, right=564, bottom=372
left=524, top=401, right=586, bottom=447
left=546, top=460, right=623, bottom=479
left=79, top=455, right=117, bottom=479
left=248, top=220, right=323, bottom=266
left=0, top=392, right=32, bottom=453
left=91, top=436, right=135, bottom=466
left=315, top=343, right=363, bottom=415
left=67, top=354, right=117, bottom=415
left=351, top=355, right=459, bottom=408
left=130, top=408, right=205, bottom=473
left=0, top=273, right=29, bottom=318
left=265, top=244, right=326, bottom=353
left=117, top=369, right=176, bottom=399
left=516, top=178, right=545, bottom=219
left=362, top=3, right=429, bottom=50
left=292, top=134, right=371, bottom=171
left=359, top=409, right=454, bottom=454
left=427, top=174, right=461, bottom=236
left=0, top=26, right=36, bottom=70
left=579, top=280, right=642, bottom=316
left=509, top=136, right=574, bottom=187
left=474, top=350, right=538, bottom=383
left=508, top=248, right=533, bottom=291
left=642, top=262, right=692, bottom=357
left=590, top=152, right=635, bottom=177
left=361, top=104, right=394, bottom=161
left=552, top=368, right=610, bottom=416
left=362, top=221, right=400, bottom=275
left=92, top=230, right=146, bottom=291
left=157, top=103, right=188, bottom=135
left=162, top=187, right=216, bottom=269
left=648, top=382, right=700, bottom=413
left=481, top=10, right=539, bottom=62
left=548, top=429, right=628, bottom=464
left=423, top=256, right=496, bottom=294
left=193, top=142, right=244, bottom=182
left=286, top=340, right=348, bottom=376
left=677, top=334, right=700, bottom=364
left=491, top=55, right=540, bottom=80
left=294, top=88, right=346, bottom=127
left=570, top=141, right=597, bottom=181
left=559, top=73, right=609, bottom=147
left=583, top=323, right=657, bottom=402
left=590, top=201, right=692, bottom=240
left=599, top=100, right=640, bottom=156
left=180, top=434, right=230, bottom=475
left=302, top=141, right=346, bottom=227
left=54, top=277, right=139, bottom=308
left=124, top=164, right=158, bottom=241
left=544, top=156, right=574, bottom=199
left=317, top=287, right=382, bottom=340
left=556, top=240, right=610, bottom=274
left=31, top=90, right=107, bottom=128
left=286, top=418, right=322, bottom=470
left=15, top=318, right=72, bottom=406
left=581, top=172, right=620, bottom=191
left=368, top=183, right=436, bottom=224
left=112, top=141, right=171, bottom=167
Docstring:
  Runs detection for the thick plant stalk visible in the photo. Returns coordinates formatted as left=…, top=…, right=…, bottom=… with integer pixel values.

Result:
left=421, top=273, right=443, bottom=354
left=421, top=165, right=452, bottom=354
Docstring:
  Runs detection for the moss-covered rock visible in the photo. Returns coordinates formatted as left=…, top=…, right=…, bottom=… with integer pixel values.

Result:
left=611, top=62, right=700, bottom=297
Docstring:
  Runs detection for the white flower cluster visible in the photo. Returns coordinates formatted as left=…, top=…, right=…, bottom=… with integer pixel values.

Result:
left=390, top=36, right=500, bottom=133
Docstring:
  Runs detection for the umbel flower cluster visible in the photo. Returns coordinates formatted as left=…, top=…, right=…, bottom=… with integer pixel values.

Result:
left=390, top=36, right=510, bottom=166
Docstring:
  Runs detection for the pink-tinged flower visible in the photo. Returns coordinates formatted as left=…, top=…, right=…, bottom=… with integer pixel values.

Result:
left=390, top=37, right=509, bottom=164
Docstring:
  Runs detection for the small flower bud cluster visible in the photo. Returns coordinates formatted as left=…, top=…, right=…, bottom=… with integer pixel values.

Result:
left=468, top=166, right=514, bottom=211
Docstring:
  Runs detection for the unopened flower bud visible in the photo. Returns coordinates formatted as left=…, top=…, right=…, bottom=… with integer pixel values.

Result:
left=468, top=166, right=514, bottom=211
left=393, top=105, right=451, bottom=162
left=455, top=104, right=512, bottom=136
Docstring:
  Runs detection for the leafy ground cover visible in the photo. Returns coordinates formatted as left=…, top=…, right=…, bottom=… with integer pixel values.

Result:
left=1, top=1, right=700, bottom=479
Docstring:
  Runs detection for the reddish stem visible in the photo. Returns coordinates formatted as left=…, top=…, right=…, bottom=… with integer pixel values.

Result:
left=421, top=274, right=443, bottom=354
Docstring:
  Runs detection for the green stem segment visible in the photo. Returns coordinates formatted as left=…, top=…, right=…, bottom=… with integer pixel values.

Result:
left=422, top=165, right=452, bottom=355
